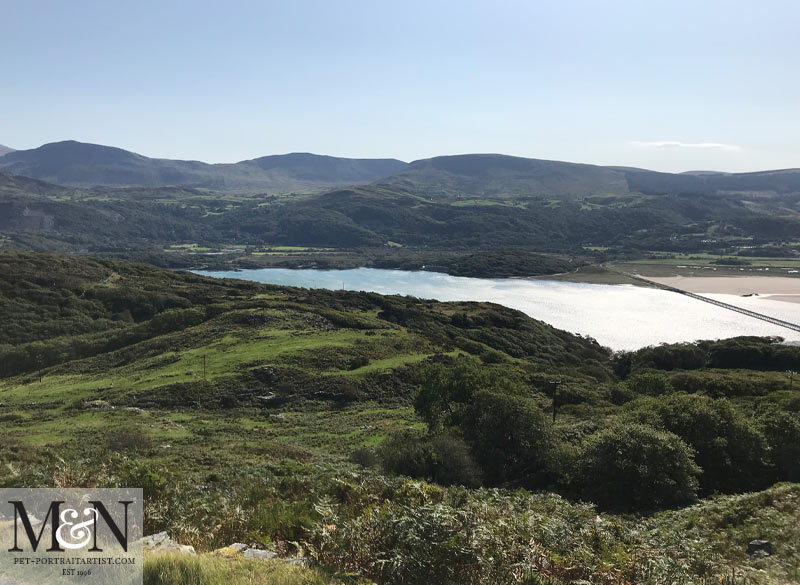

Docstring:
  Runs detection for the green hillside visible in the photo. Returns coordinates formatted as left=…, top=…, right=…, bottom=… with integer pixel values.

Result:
left=3, top=172, right=799, bottom=267
left=383, top=154, right=800, bottom=200
left=2, top=252, right=800, bottom=584
left=0, top=141, right=407, bottom=193
left=379, top=154, right=633, bottom=199
left=2, top=146, right=800, bottom=269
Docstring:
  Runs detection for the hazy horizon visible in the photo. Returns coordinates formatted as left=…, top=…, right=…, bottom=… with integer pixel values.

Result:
left=3, top=0, right=798, bottom=174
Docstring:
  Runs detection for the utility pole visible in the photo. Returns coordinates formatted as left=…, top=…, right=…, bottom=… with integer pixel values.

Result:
left=550, top=379, right=562, bottom=423
left=788, top=370, right=796, bottom=392
left=36, top=353, right=43, bottom=383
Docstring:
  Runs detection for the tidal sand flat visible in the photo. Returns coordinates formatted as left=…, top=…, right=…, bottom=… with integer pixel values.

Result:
left=645, top=275, right=800, bottom=304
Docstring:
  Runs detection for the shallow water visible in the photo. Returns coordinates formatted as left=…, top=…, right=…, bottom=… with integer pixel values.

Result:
left=194, top=268, right=800, bottom=350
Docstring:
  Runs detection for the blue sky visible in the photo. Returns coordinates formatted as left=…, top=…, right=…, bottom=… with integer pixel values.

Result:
left=2, top=0, right=798, bottom=172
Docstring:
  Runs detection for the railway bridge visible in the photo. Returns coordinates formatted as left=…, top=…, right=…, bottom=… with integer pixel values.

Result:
left=614, top=270, right=800, bottom=334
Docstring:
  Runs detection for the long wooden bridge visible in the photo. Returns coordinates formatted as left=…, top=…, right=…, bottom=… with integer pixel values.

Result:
left=613, top=269, right=800, bottom=334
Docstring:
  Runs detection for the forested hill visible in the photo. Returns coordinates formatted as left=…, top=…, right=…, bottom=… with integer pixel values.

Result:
left=0, top=141, right=407, bottom=193
left=4, top=141, right=800, bottom=198
left=380, top=153, right=800, bottom=200
left=379, top=154, right=633, bottom=199
left=1, top=147, right=800, bottom=258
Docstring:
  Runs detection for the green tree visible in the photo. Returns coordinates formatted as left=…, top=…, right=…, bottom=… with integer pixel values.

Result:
left=460, top=390, right=553, bottom=487
left=757, top=409, right=800, bottom=482
left=574, top=423, right=700, bottom=511
left=627, top=393, right=769, bottom=494
left=413, top=357, right=518, bottom=431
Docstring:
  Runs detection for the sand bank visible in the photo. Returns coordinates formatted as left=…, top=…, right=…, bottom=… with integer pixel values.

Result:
left=644, top=275, right=800, bottom=303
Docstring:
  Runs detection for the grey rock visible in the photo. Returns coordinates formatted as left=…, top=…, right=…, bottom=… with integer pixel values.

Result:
left=140, top=531, right=196, bottom=556
left=243, top=548, right=278, bottom=560
left=84, top=399, right=113, bottom=409
left=257, top=393, right=297, bottom=407
left=747, top=539, right=772, bottom=557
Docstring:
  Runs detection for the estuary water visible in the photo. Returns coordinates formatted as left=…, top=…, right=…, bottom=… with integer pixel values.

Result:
left=194, top=268, right=800, bottom=350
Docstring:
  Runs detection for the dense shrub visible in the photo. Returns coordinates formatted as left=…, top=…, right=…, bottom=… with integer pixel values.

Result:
left=377, top=431, right=435, bottom=480
left=377, top=432, right=482, bottom=487
left=107, top=428, right=152, bottom=452
left=428, top=434, right=482, bottom=488
left=626, top=372, right=673, bottom=396
left=758, top=390, right=800, bottom=413
left=617, top=337, right=800, bottom=374
left=757, top=409, right=800, bottom=482
left=708, top=337, right=800, bottom=371
left=630, top=343, right=707, bottom=371
left=311, top=483, right=632, bottom=585
left=626, top=394, right=770, bottom=494
left=607, top=383, right=635, bottom=405
left=349, top=446, right=380, bottom=468
left=460, top=391, right=553, bottom=488
left=669, top=370, right=782, bottom=398
left=574, top=423, right=700, bottom=510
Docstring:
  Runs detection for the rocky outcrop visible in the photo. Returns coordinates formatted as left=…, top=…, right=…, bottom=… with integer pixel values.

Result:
left=140, top=532, right=196, bottom=555
left=211, top=543, right=307, bottom=565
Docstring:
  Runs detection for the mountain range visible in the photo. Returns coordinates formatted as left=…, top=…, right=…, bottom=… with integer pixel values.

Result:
left=0, top=139, right=799, bottom=260
left=0, top=144, right=14, bottom=157
left=0, top=141, right=406, bottom=193
left=2, top=140, right=800, bottom=198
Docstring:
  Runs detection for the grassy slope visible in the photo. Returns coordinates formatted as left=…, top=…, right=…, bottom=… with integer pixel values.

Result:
left=0, top=251, right=604, bottom=470
left=1, top=252, right=799, bottom=584
left=144, top=553, right=361, bottom=585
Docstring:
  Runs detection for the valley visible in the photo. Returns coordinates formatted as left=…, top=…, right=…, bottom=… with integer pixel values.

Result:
left=2, top=143, right=800, bottom=585
left=1, top=143, right=799, bottom=272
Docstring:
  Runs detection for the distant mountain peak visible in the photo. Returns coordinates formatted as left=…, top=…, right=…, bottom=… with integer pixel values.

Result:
left=0, top=144, right=15, bottom=158
left=7, top=140, right=146, bottom=165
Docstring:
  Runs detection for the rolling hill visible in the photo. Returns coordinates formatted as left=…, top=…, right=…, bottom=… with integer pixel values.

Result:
left=0, top=141, right=407, bottom=193
left=380, top=153, right=800, bottom=200
left=1, top=145, right=799, bottom=260
left=380, top=154, right=633, bottom=199
left=1, top=169, right=799, bottom=258
left=4, top=141, right=800, bottom=199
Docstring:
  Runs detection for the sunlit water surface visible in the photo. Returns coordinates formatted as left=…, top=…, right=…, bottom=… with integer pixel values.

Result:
left=194, top=268, right=800, bottom=350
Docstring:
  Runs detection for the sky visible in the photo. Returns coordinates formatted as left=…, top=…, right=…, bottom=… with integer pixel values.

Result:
left=1, top=0, right=798, bottom=172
